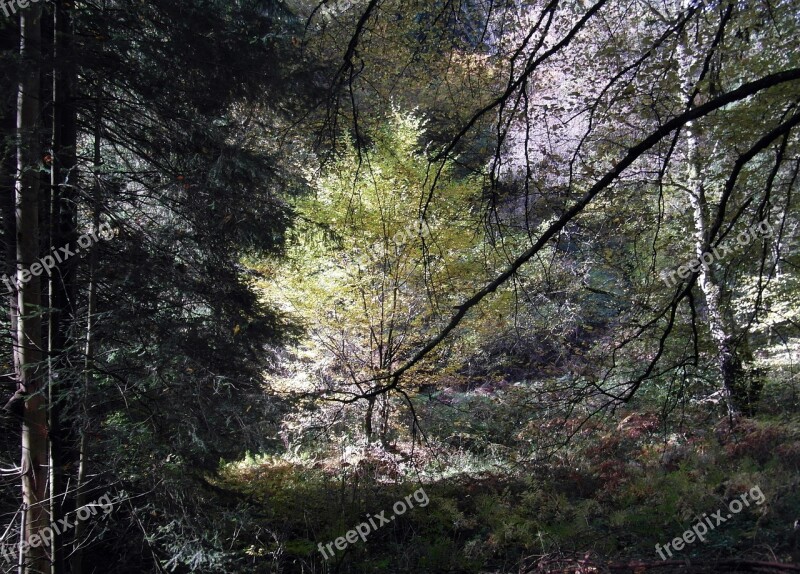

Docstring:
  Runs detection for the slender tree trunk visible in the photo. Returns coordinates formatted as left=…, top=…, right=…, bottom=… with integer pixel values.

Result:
left=379, top=393, right=390, bottom=446
left=68, top=283, right=91, bottom=574
left=678, top=6, right=752, bottom=418
left=364, top=396, right=374, bottom=442
left=48, top=2, right=78, bottom=572
left=16, top=3, right=49, bottom=573
left=69, top=97, right=101, bottom=574
left=685, top=159, right=746, bottom=418
left=1, top=16, right=20, bottom=411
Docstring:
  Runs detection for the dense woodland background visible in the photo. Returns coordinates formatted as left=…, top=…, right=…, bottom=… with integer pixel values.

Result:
left=1, top=0, right=799, bottom=572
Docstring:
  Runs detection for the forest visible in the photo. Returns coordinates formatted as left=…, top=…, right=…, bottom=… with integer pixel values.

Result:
left=0, top=0, right=799, bottom=573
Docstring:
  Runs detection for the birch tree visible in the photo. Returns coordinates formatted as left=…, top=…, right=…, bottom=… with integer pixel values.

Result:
left=15, top=3, right=49, bottom=572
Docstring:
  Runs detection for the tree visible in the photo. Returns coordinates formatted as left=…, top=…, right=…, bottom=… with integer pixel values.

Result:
left=269, top=110, right=485, bottom=440
left=1, top=0, right=309, bottom=571
left=14, top=2, right=49, bottom=572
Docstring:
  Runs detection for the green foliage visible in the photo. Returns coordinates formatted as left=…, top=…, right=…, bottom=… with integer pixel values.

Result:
left=266, top=109, right=486, bottom=393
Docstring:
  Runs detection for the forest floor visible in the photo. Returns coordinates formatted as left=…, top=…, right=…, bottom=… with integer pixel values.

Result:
left=209, top=376, right=800, bottom=573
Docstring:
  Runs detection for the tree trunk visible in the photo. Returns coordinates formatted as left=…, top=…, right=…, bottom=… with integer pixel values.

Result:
left=16, top=3, right=49, bottom=573
left=69, top=96, right=101, bottom=574
left=685, top=174, right=747, bottom=418
left=1, top=12, right=20, bottom=404
left=364, top=396, right=374, bottom=442
left=48, top=2, right=79, bottom=571
left=678, top=9, right=754, bottom=418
